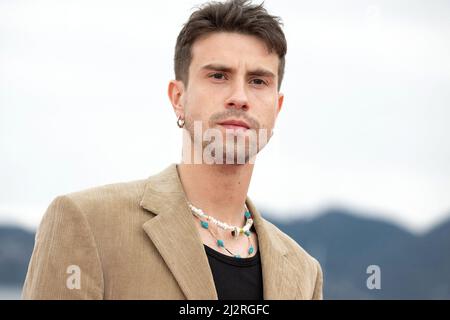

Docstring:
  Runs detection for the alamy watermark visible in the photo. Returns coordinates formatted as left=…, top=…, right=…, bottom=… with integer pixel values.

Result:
left=180, top=120, right=271, bottom=165
left=366, top=265, right=381, bottom=290
left=66, top=265, right=81, bottom=290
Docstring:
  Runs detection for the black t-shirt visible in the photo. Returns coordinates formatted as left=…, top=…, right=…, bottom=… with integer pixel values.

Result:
left=203, top=229, right=263, bottom=300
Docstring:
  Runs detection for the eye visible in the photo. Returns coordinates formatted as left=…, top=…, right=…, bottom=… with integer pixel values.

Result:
left=209, top=72, right=227, bottom=80
left=250, top=78, right=268, bottom=86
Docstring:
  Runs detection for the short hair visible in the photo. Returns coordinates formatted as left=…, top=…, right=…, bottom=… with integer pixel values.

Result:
left=174, top=0, right=287, bottom=90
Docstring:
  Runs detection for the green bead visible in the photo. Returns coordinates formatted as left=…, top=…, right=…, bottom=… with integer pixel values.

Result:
left=248, top=246, right=254, bottom=255
left=245, top=211, right=251, bottom=219
left=200, top=221, right=209, bottom=229
left=244, top=230, right=251, bottom=237
left=217, top=239, right=224, bottom=247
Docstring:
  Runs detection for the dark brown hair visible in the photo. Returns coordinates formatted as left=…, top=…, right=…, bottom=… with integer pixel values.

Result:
left=174, top=0, right=287, bottom=90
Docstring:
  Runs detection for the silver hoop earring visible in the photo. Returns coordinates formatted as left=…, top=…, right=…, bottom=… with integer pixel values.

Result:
left=177, top=116, right=185, bottom=128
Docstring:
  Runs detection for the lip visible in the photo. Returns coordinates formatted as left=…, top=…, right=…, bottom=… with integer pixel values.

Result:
left=218, top=119, right=250, bottom=130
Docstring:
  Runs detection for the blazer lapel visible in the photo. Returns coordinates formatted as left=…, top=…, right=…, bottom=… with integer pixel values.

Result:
left=246, top=197, right=306, bottom=299
left=140, top=164, right=218, bottom=300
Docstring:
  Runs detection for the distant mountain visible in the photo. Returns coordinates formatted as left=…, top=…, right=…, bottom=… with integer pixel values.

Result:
left=0, top=226, right=34, bottom=285
left=0, top=208, right=449, bottom=299
left=267, top=208, right=450, bottom=299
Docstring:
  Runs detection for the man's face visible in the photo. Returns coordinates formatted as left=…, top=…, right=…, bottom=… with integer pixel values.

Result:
left=174, top=32, right=284, bottom=163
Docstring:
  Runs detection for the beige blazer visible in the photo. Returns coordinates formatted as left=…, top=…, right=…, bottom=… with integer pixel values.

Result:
left=22, top=164, right=323, bottom=300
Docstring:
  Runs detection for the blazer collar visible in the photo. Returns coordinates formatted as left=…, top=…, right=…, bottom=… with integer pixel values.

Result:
left=140, top=164, right=303, bottom=300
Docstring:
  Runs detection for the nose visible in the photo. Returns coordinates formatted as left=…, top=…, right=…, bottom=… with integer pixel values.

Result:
left=225, top=80, right=249, bottom=111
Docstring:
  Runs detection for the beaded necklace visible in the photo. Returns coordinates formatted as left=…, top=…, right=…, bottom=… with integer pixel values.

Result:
left=187, top=202, right=255, bottom=258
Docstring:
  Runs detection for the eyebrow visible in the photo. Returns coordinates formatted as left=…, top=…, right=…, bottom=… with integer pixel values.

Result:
left=201, top=63, right=276, bottom=79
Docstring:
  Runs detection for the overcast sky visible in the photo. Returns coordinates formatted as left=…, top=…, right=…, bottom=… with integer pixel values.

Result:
left=1, top=0, right=449, bottom=233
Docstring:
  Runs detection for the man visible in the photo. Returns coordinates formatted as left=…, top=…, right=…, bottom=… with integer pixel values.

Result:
left=22, top=0, right=323, bottom=300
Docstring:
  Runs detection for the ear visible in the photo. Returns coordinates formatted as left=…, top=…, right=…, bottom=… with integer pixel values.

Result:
left=276, top=92, right=284, bottom=118
left=168, top=80, right=186, bottom=119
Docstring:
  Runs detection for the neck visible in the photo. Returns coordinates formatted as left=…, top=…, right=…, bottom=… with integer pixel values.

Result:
left=177, top=162, right=254, bottom=228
